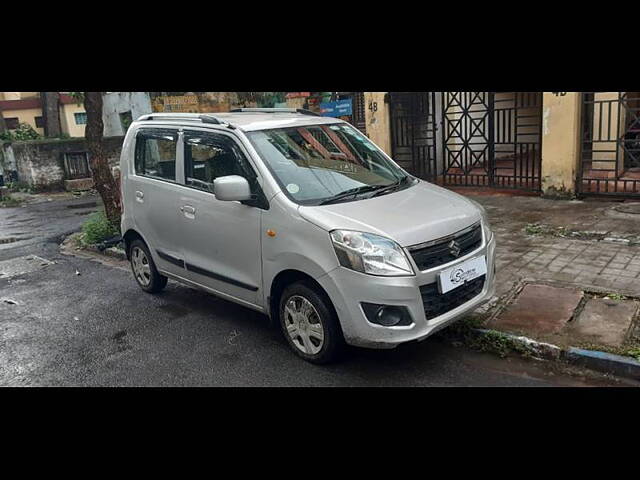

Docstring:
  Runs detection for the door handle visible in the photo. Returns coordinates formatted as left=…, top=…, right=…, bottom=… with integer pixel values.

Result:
left=135, top=191, right=144, bottom=203
left=181, top=205, right=196, bottom=218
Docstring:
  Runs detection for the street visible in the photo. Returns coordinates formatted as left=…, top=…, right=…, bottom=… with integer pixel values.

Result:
left=0, top=195, right=631, bottom=386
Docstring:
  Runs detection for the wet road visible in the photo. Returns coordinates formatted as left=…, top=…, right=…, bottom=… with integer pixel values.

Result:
left=0, top=196, right=631, bottom=386
left=0, top=193, right=100, bottom=262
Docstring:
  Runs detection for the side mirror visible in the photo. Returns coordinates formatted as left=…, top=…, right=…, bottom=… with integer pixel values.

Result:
left=213, top=175, right=252, bottom=202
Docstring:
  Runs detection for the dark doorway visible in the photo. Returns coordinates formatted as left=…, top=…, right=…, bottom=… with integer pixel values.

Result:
left=388, top=92, right=437, bottom=180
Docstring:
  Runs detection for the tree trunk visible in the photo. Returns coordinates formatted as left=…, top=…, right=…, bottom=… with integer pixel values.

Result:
left=0, top=104, right=7, bottom=134
left=84, top=92, right=121, bottom=227
left=41, top=92, right=61, bottom=137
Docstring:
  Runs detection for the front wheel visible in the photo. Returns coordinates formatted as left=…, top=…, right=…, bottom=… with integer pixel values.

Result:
left=279, top=281, right=345, bottom=364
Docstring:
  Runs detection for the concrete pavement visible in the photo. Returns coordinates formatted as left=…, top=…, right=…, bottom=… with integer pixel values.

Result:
left=465, top=193, right=640, bottom=375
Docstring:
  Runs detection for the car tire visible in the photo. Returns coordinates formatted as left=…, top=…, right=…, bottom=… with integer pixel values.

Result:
left=129, top=239, right=168, bottom=294
left=279, top=281, right=345, bottom=364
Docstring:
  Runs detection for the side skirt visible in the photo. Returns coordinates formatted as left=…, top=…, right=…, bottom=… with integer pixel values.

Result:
left=158, top=269, right=266, bottom=314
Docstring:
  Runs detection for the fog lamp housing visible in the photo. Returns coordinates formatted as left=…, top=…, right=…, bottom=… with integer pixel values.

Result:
left=361, top=303, right=413, bottom=327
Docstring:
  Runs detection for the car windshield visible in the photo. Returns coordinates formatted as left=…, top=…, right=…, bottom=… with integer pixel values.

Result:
left=246, top=123, right=413, bottom=205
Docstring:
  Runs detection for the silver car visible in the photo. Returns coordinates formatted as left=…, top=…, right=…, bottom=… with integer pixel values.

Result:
left=120, top=109, right=496, bottom=363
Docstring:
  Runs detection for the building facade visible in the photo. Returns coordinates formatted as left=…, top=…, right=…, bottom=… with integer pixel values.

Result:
left=5, top=91, right=636, bottom=198
left=0, top=92, right=153, bottom=139
left=0, top=92, right=89, bottom=138
left=363, top=92, right=640, bottom=198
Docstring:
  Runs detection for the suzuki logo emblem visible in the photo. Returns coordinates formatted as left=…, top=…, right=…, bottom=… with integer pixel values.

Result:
left=448, top=240, right=461, bottom=257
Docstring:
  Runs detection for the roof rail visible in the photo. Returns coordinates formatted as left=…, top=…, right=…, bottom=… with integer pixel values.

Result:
left=230, top=108, right=321, bottom=117
left=136, top=113, right=235, bottom=128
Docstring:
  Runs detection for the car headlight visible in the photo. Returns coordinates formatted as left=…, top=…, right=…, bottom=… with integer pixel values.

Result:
left=330, top=230, right=414, bottom=276
left=468, top=199, right=493, bottom=242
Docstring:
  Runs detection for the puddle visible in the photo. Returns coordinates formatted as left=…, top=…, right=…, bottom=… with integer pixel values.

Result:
left=0, top=236, right=33, bottom=245
left=112, top=330, right=127, bottom=341
left=158, top=303, right=191, bottom=319
left=66, top=202, right=97, bottom=210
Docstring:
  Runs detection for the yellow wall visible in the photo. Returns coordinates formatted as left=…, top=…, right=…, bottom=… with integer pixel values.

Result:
left=1, top=107, right=44, bottom=135
left=60, top=103, right=87, bottom=137
left=363, top=92, right=392, bottom=156
left=0, top=93, right=87, bottom=138
left=540, top=92, right=582, bottom=194
left=0, top=92, right=38, bottom=100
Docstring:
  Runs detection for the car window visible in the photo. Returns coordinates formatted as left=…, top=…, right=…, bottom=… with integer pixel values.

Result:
left=134, top=129, right=178, bottom=182
left=183, top=131, right=254, bottom=193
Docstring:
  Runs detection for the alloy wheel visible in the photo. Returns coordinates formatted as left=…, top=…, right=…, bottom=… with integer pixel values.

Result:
left=284, top=295, right=324, bottom=355
left=131, top=246, right=152, bottom=287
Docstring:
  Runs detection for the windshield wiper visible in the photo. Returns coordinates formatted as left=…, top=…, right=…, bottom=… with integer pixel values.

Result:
left=368, top=176, right=412, bottom=198
left=318, top=184, right=389, bottom=205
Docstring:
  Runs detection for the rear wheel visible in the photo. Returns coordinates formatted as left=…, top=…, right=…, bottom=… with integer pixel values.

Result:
left=129, top=239, right=168, bottom=294
left=279, top=281, right=344, bottom=364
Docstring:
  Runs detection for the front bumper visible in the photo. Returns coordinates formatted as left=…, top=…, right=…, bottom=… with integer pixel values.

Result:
left=316, top=233, right=497, bottom=349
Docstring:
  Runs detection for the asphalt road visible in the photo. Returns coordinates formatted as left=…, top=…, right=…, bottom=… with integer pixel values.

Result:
left=0, top=195, right=631, bottom=387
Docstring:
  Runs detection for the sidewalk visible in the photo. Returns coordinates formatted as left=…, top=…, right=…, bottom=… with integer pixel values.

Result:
left=461, top=191, right=640, bottom=376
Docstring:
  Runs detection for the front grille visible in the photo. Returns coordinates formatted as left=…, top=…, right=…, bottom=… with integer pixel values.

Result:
left=408, top=223, right=482, bottom=271
left=420, top=275, right=485, bottom=320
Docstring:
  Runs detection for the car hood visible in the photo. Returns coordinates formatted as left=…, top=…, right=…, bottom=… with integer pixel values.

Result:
left=298, top=181, right=481, bottom=247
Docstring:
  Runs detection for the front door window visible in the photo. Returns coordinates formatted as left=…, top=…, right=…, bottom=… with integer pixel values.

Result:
left=184, top=130, right=256, bottom=194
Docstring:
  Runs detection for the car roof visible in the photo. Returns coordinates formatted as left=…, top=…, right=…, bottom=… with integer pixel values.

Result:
left=133, top=112, right=347, bottom=132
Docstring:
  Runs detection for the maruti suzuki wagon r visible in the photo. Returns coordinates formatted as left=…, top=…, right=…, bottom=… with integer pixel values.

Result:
left=120, top=108, right=496, bottom=363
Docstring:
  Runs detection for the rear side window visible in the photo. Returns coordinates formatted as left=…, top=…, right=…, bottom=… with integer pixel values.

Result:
left=135, top=129, right=178, bottom=182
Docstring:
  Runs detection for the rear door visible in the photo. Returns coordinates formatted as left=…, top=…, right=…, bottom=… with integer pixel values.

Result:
left=177, top=129, right=264, bottom=307
left=128, top=127, right=185, bottom=275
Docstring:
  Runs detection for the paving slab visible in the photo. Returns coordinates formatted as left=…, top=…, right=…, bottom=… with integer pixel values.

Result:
left=488, top=284, right=583, bottom=335
left=564, top=298, right=638, bottom=346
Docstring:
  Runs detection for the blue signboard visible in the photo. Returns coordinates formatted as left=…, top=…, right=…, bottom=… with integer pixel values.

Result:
left=320, top=98, right=353, bottom=117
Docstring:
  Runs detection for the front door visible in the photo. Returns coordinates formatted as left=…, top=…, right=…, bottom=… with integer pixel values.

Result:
left=178, top=129, right=263, bottom=307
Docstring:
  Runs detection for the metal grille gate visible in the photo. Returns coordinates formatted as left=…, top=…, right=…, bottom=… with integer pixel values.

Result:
left=389, top=92, right=542, bottom=191
left=352, top=92, right=367, bottom=134
left=388, top=92, right=437, bottom=180
left=578, top=92, right=640, bottom=197
left=441, top=92, right=542, bottom=190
